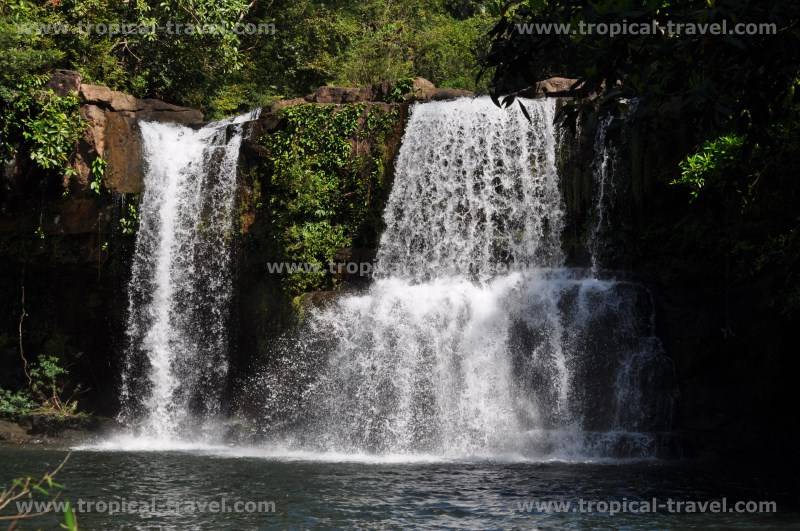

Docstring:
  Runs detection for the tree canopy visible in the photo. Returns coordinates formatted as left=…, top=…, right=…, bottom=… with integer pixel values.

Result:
left=1, top=0, right=500, bottom=116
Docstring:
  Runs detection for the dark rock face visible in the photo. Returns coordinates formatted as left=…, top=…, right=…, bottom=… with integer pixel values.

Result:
left=101, top=113, right=145, bottom=194
left=47, top=69, right=82, bottom=96
left=555, top=99, right=799, bottom=460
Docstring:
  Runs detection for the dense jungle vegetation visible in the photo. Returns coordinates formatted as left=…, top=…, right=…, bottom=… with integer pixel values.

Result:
left=1, top=0, right=499, bottom=118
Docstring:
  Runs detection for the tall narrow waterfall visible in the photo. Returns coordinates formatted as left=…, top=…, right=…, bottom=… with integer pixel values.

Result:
left=588, top=114, right=615, bottom=274
left=247, top=98, right=672, bottom=460
left=588, top=100, right=639, bottom=273
left=118, top=112, right=256, bottom=440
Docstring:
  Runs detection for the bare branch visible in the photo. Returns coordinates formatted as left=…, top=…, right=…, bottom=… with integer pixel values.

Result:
left=18, top=282, right=31, bottom=388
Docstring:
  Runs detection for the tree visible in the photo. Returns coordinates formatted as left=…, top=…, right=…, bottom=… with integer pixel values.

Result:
left=484, top=0, right=800, bottom=139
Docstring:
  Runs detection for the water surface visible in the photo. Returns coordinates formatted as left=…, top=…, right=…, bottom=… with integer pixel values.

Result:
left=0, top=448, right=796, bottom=529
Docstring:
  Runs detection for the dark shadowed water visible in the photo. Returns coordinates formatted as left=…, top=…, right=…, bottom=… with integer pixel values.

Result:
left=0, top=447, right=798, bottom=530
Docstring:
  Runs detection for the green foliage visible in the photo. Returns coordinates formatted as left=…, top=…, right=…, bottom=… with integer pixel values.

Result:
left=0, top=355, right=81, bottom=418
left=0, top=1, right=64, bottom=86
left=22, top=88, right=82, bottom=172
left=386, top=77, right=414, bottom=103
left=1, top=0, right=256, bottom=111
left=331, top=1, right=494, bottom=89
left=89, top=157, right=107, bottom=195
left=1, top=74, right=83, bottom=177
left=0, top=388, right=35, bottom=417
left=0, top=455, right=77, bottom=529
left=486, top=0, right=799, bottom=138
left=263, top=103, right=399, bottom=294
left=284, top=221, right=350, bottom=293
left=3, top=0, right=496, bottom=121
left=29, top=355, right=80, bottom=416
left=119, top=201, right=140, bottom=236
left=61, top=501, right=78, bottom=531
left=415, top=14, right=493, bottom=90
left=674, top=134, right=745, bottom=200
left=336, top=22, right=415, bottom=86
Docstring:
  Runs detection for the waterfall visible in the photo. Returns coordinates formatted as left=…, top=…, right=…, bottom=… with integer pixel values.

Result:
left=248, top=98, right=672, bottom=460
left=375, top=97, right=563, bottom=279
left=588, top=100, right=639, bottom=273
left=588, top=114, right=615, bottom=274
left=118, top=111, right=257, bottom=440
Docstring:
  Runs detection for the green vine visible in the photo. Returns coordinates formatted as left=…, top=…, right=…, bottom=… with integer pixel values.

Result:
left=119, top=196, right=140, bottom=236
left=89, top=156, right=107, bottom=195
left=385, top=77, right=414, bottom=103
left=261, top=103, right=399, bottom=295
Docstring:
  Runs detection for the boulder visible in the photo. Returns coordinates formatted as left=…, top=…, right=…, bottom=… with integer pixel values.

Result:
left=80, top=84, right=139, bottom=112
left=0, top=419, right=30, bottom=444
left=134, top=99, right=204, bottom=125
left=269, top=97, right=307, bottom=112
left=405, top=78, right=474, bottom=101
left=47, top=69, right=82, bottom=96
left=427, top=88, right=474, bottom=101
left=412, top=77, right=436, bottom=95
left=409, top=77, right=437, bottom=100
left=79, top=84, right=203, bottom=125
left=533, top=77, right=579, bottom=97
left=50, top=73, right=206, bottom=194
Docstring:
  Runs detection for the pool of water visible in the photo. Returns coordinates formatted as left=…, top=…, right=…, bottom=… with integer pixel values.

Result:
left=0, top=447, right=797, bottom=529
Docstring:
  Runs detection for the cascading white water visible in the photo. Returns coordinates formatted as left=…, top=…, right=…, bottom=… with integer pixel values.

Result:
left=248, top=98, right=672, bottom=460
left=118, top=111, right=257, bottom=440
left=376, top=97, right=563, bottom=279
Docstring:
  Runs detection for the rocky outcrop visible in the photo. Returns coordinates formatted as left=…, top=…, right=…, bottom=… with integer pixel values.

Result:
left=0, top=415, right=119, bottom=446
left=80, top=84, right=203, bottom=193
left=408, top=78, right=474, bottom=101
left=48, top=70, right=203, bottom=194
left=534, top=76, right=579, bottom=96
left=79, top=83, right=203, bottom=123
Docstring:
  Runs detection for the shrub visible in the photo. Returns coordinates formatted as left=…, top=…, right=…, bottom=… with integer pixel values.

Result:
left=0, top=388, right=34, bottom=418
left=29, top=355, right=80, bottom=417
